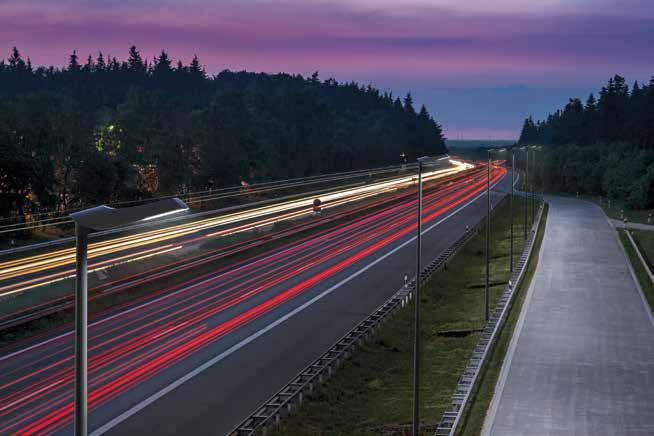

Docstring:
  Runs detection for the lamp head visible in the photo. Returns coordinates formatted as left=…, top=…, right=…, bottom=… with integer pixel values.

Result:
left=70, top=198, right=188, bottom=231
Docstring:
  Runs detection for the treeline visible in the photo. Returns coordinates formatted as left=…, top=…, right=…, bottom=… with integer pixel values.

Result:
left=518, top=74, right=654, bottom=208
left=0, top=46, right=446, bottom=217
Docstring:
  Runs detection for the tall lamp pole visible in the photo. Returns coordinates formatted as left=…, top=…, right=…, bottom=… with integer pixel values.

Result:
left=413, top=158, right=424, bottom=436
left=531, top=148, right=536, bottom=224
left=524, top=148, right=529, bottom=239
left=510, top=151, right=514, bottom=272
left=70, top=198, right=188, bottom=436
left=74, top=224, right=88, bottom=436
left=412, top=154, right=449, bottom=436
left=485, top=152, right=491, bottom=321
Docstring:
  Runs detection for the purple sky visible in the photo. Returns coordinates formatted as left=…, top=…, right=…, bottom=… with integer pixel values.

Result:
left=3, top=0, right=653, bottom=139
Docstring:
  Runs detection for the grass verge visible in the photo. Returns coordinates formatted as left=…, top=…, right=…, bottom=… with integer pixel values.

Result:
left=271, top=197, right=535, bottom=436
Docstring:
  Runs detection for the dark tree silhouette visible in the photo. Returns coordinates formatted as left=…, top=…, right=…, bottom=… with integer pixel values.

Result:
left=518, top=74, right=654, bottom=208
left=0, top=46, right=447, bottom=217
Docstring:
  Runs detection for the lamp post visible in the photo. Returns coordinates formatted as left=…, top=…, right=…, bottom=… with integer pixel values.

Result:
left=412, top=154, right=449, bottom=436
left=484, top=148, right=504, bottom=321
left=531, top=148, right=535, bottom=225
left=485, top=152, right=491, bottom=322
left=530, top=146, right=541, bottom=224
left=524, top=148, right=529, bottom=239
left=510, top=150, right=515, bottom=272
left=70, top=198, right=188, bottom=436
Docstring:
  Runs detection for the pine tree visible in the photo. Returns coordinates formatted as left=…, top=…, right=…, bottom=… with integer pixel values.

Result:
left=189, top=55, right=205, bottom=79
left=153, top=50, right=172, bottom=80
left=127, top=46, right=145, bottom=72
left=83, top=55, right=93, bottom=73
left=519, top=116, right=538, bottom=144
left=96, top=52, right=105, bottom=71
left=68, top=50, right=80, bottom=72
left=8, top=47, right=26, bottom=70
left=403, top=93, right=415, bottom=114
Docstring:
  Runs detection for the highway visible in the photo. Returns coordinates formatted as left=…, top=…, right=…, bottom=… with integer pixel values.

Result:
left=0, top=163, right=507, bottom=435
left=0, top=161, right=470, bottom=301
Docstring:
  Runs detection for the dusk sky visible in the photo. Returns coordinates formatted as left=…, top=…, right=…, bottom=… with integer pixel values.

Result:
left=3, top=0, right=653, bottom=139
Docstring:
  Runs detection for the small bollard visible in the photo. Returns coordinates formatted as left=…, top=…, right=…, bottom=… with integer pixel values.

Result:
left=649, top=213, right=652, bottom=224
left=404, top=274, right=408, bottom=288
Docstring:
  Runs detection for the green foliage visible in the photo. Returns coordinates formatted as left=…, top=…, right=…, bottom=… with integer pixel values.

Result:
left=518, top=74, right=654, bottom=209
left=0, top=47, right=447, bottom=217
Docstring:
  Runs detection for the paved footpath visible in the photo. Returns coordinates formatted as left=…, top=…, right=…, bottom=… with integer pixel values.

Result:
left=483, top=196, right=654, bottom=436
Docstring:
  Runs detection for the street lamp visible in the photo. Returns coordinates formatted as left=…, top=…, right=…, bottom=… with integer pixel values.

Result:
left=412, top=154, right=449, bottom=436
left=510, top=150, right=515, bottom=272
left=530, top=146, right=541, bottom=225
left=524, top=148, right=528, bottom=240
left=69, top=197, right=188, bottom=436
left=485, top=148, right=505, bottom=322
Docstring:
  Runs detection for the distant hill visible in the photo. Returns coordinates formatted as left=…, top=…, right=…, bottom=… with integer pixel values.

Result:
left=446, top=139, right=515, bottom=149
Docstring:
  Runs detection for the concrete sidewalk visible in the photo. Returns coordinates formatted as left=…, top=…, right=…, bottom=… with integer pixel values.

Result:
left=483, top=196, right=654, bottom=435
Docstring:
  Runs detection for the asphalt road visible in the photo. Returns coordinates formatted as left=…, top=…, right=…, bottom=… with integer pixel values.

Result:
left=483, top=196, right=654, bottom=435
left=0, top=166, right=509, bottom=435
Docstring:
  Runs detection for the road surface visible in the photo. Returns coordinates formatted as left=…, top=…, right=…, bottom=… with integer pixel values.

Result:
left=484, top=196, right=654, bottom=435
left=0, top=165, right=507, bottom=435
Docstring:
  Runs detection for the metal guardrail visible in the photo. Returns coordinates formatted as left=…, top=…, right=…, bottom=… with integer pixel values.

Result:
left=625, top=230, right=654, bottom=283
left=229, top=194, right=506, bottom=436
left=435, top=200, right=545, bottom=435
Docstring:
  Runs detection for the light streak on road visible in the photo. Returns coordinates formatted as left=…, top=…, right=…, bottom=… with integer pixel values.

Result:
left=0, top=160, right=470, bottom=298
left=0, top=165, right=505, bottom=434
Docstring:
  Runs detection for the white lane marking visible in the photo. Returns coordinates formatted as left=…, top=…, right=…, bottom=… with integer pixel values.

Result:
left=92, top=179, right=502, bottom=436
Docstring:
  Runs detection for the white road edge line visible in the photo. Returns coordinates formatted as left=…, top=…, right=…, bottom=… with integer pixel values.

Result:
left=92, top=180, right=503, bottom=435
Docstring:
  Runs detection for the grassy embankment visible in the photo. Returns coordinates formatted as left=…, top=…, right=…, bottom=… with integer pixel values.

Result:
left=272, top=197, right=547, bottom=435
left=618, top=229, right=654, bottom=311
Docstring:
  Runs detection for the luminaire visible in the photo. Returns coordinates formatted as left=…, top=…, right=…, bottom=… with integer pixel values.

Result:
left=69, top=197, right=188, bottom=436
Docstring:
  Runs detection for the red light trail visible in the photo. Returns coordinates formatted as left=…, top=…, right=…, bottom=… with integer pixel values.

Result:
left=0, top=164, right=505, bottom=434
